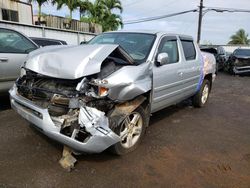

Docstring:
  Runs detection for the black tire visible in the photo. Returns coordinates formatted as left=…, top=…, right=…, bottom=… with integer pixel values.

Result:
left=192, top=79, right=211, bottom=108
left=110, top=106, right=148, bottom=155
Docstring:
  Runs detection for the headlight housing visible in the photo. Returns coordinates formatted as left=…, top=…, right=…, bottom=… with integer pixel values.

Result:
left=98, top=86, right=109, bottom=97
left=235, top=59, right=239, bottom=65
left=20, top=68, right=26, bottom=77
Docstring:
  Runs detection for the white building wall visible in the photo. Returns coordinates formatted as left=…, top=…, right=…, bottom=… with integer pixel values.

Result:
left=0, top=20, right=96, bottom=45
left=0, top=0, right=32, bottom=24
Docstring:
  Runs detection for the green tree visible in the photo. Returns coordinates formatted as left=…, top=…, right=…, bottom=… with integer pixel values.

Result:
left=100, top=0, right=123, bottom=31
left=52, top=0, right=80, bottom=21
left=29, top=0, right=49, bottom=24
left=80, top=0, right=104, bottom=24
left=102, top=12, right=123, bottom=31
left=101, top=0, right=123, bottom=14
left=79, top=0, right=123, bottom=32
left=228, top=29, right=250, bottom=45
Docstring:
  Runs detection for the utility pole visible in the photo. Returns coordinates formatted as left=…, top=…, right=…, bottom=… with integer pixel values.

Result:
left=197, top=0, right=204, bottom=44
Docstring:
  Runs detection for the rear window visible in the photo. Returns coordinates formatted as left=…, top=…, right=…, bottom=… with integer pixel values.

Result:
left=234, top=49, right=250, bottom=56
left=181, top=40, right=196, bottom=60
left=32, top=39, right=61, bottom=47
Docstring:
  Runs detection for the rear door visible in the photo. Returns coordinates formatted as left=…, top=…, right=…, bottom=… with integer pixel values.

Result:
left=0, top=28, right=37, bottom=91
left=151, top=36, right=184, bottom=112
left=179, top=37, right=202, bottom=98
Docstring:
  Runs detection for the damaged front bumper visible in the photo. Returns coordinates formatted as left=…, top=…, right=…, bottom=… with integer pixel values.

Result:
left=9, top=85, right=120, bottom=153
left=233, top=66, right=250, bottom=74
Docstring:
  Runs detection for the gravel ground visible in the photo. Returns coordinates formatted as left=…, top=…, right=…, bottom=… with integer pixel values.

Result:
left=0, top=73, right=250, bottom=188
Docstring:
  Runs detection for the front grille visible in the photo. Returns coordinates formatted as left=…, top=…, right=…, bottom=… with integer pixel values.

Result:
left=235, top=59, right=250, bottom=67
left=16, top=71, right=81, bottom=116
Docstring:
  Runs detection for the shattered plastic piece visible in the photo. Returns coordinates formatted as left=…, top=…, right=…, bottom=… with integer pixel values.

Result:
left=78, top=106, right=109, bottom=134
left=59, top=146, right=77, bottom=171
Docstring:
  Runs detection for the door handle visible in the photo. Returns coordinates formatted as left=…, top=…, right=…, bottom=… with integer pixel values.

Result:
left=0, top=58, right=8, bottom=62
left=178, top=71, right=183, bottom=76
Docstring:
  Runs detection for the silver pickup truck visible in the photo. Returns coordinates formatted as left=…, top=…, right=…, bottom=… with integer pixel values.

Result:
left=10, top=31, right=216, bottom=155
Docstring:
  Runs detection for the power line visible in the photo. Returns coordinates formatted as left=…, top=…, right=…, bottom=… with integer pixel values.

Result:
left=205, top=7, right=250, bottom=13
left=123, top=7, right=250, bottom=25
left=124, top=9, right=198, bottom=25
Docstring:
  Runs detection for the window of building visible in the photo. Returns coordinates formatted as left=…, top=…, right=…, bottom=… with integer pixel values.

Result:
left=181, top=40, right=196, bottom=61
left=2, top=9, right=19, bottom=22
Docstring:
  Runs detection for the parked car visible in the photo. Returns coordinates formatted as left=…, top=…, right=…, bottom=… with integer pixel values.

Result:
left=10, top=31, right=216, bottom=155
left=200, top=46, right=227, bottom=72
left=30, top=37, right=67, bottom=47
left=0, top=28, right=38, bottom=94
left=224, top=48, right=250, bottom=75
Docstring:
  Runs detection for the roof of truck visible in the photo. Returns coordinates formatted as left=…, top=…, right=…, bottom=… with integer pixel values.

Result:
left=105, top=30, right=194, bottom=40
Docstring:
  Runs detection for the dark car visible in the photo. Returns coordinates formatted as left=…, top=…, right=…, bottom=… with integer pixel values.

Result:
left=30, top=37, right=67, bottom=47
left=200, top=46, right=227, bottom=72
left=224, top=48, right=250, bottom=75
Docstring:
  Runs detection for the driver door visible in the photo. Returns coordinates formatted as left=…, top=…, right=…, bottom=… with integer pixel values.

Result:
left=151, top=36, right=184, bottom=112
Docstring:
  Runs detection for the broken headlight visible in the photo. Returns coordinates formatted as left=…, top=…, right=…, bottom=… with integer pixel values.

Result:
left=20, top=67, right=26, bottom=77
left=98, top=86, right=109, bottom=97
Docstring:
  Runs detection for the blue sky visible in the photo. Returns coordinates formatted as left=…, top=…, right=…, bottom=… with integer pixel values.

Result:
left=30, top=0, right=250, bottom=44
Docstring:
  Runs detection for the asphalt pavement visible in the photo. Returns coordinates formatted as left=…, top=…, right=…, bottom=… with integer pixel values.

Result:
left=0, top=73, right=250, bottom=188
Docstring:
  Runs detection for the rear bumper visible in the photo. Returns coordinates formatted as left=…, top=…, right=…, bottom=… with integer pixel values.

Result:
left=233, top=66, right=250, bottom=74
left=9, top=85, right=120, bottom=153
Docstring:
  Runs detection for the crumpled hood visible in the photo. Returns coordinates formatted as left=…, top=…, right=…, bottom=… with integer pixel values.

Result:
left=24, top=44, right=120, bottom=79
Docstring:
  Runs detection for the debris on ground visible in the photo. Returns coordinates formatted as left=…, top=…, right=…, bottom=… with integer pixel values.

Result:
left=59, top=146, right=77, bottom=171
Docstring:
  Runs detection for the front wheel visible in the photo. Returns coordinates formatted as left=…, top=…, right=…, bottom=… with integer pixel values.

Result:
left=192, top=79, right=211, bottom=108
left=110, top=106, right=148, bottom=155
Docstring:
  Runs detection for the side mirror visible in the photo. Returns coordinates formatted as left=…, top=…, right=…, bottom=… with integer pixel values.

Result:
left=157, top=52, right=169, bottom=66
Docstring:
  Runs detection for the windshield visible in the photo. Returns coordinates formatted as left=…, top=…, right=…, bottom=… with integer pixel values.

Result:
left=89, top=32, right=156, bottom=64
left=234, top=49, right=250, bottom=56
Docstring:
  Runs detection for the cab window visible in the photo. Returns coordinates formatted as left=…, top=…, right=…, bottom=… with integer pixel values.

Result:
left=181, top=40, right=196, bottom=60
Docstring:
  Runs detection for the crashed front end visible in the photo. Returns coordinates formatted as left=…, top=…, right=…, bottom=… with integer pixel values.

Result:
left=233, top=56, right=250, bottom=75
left=9, top=44, right=151, bottom=153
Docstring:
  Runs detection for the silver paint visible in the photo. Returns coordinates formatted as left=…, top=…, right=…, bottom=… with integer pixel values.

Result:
left=10, top=31, right=216, bottom=154
left=93, top=62, right=152, bottom=101
left=9, top=85, right=120, bottom=153
left=25, top=44, right=119, bottom=79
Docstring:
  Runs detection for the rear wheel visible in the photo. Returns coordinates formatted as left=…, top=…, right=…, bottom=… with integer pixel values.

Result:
left=192, top=79, right=211, bottom=108
left=110, top=106, right=147, bottom=155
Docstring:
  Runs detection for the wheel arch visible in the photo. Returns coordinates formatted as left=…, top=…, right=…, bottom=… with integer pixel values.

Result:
left=204, top=73, right=213, bottom=91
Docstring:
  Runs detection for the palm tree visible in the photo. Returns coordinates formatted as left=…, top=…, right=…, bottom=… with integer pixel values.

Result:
left=29, top=0, right=48, bottom=24
left=79, top=0, right=123, bottom=32
left=101, top=0, right=123, bottom=14
left=100, top=0, right=123, bottom=31
left=79, top=0, right=105, bottom=31
left=52, top=0, right=80, bottom=21
left=102, top=12, right=123, bottom=31
left=228, top=29, right=250, bottom=45
left=78, top=0, right=90, bottom=19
